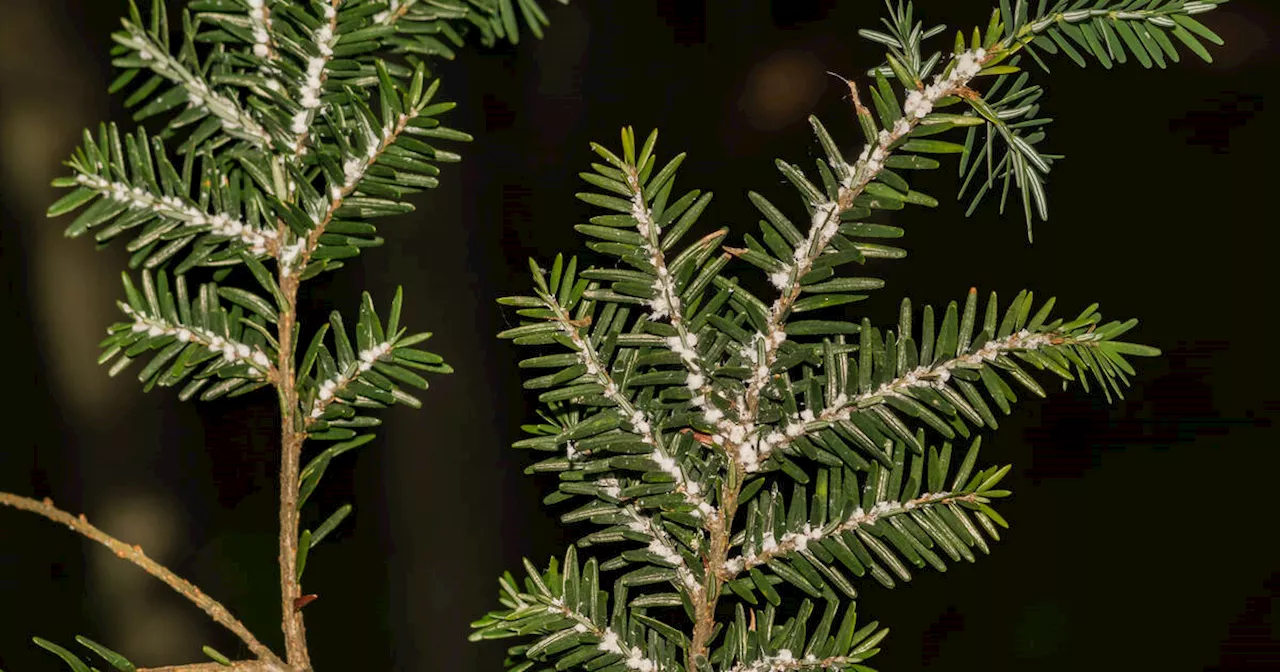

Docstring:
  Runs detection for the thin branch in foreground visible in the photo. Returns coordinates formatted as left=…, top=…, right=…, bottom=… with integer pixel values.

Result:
left=0, top=492, right=285, bottom=670
left=141, top=663, right=277, bottom=672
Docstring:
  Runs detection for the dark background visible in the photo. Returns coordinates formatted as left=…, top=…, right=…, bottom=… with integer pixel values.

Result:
left=2, top=0, right=1277, bottom=670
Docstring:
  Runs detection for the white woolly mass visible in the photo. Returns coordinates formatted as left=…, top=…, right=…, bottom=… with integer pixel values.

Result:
left=292, top=18, right=339, bottom=142
left=686, top=372, right=705, bottom=391
left=647, top=293, right=679, bottom=321
left=953, top=47, right=987, bottom=80
left=782, top=192, right=846, bottom=304
left=892, top=117, right=912, bottom=137
left=651, top=451, right=676, bottom=475
left=648, top=538, right=683, bottom=565
left=727, top=487, right=964, bottom=574
left=299, top=58, right=326, bottom=108
left=336, top=124, right=398, bottom=193
left=869, top=500, right=901, bottom=518
left=904, top=88, right=932, bottom=120
left=632, top=200, right=653, bottom=237
left=247, top=0, right=271, bottom=58
left=903, top=47, right=987, bottom=125
left=809, top=201, right=840, bottom=244
left=736, top=427, right=784, bottom=473
left=566, top=319, right=713, bottom=518
left=804, top=48, right=991, bottom=261
left=769, top=266, right=792, bottom=290
left=77, top=174, right=276, bottom=254
left=581, top=351, right=600, bottom=376
left=873, top=327, right=1049, bottom=400
left=598, top=629, right=622, bottom=654
left=125, top=308, right=271, bottom=373
left=626, top=646, right=656, bottom=672
left=278, top=237, right=307, bottom=276
left=766, top=327, right=1052, bottom=454
left=308, top=340, right=395, bottom=419
left=737, top=442, right=760, bottom=473
left=625, top=507, right=701, bottom=594
left=631, top=187, right=692, bottom=336
left=727, top=649, right=823, bottom=672
left=374, top=0, right=406, bottom=25
left=550, top=287, right=726, bottom=608
left=857, top=143, right=887, bottom=177
left=630, top=409, right=652, bottom=435
left=667, top=333, right=701, bottom=366
left=117, top=27, right=266, bottom=145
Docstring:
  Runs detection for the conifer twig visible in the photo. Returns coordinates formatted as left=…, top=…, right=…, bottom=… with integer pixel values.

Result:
left=376, top=0, right=419, bottom=25
left=477, top=2, right=1227, bottom=670
left=141, top=663, right=275, bottom=672
left=26, top=0, right=562, bottom=667
left=0, top=493, right=285, bottom=670
left=275, top=267, right=310, bottom=669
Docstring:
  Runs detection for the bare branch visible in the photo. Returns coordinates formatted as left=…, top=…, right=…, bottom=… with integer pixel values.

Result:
left=0, top=492, right=285, bottom=670
left=141, top=663, right=278, bottom=672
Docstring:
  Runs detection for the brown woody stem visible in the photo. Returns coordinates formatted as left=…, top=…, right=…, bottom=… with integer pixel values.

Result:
left=0, top=492, right=285, bottom=669
left=275, top=254, right=311, bottom=670
left=141, top=663, right=277, bottom=672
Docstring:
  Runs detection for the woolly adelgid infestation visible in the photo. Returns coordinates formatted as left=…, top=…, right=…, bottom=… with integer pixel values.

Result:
left=6, top=0, right=567, bottom=670
left=472, top=2, right=1227, bottom=671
